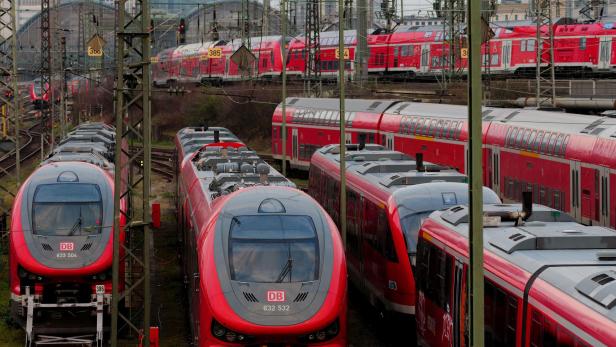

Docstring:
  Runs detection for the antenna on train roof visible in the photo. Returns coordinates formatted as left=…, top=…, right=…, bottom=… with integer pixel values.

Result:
left=416, top=153, right=424, bottom=172
left=358, top=133, right=366, bottom=151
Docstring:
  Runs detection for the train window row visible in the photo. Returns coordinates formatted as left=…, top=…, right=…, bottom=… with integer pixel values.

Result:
left=298, top=144, right=320, bottom=161
left=316, top=60, right=352, bottom=70
left=309, top=168, right=397, bottom=262
left=398, top=116, right=464, bottom=140
left=505, top=127, right=569, bottom=157
left=417, top=238, right=591, bottom=347
left=530, top=310, right=591, bottom=347
left=504, top=177, right=565, bottom=211
left=293, top=108, right=357, bottom=127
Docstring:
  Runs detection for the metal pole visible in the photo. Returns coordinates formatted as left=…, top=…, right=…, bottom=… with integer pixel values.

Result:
left=281, top=0, right=287, bottom=177
left=111, top=0, right=125, bottom=343
left=468, top=0, right=484, bottom=344
left=338, top=0, right=346, bottom=248
left=263, top=0, right=269, bottom=35
left=356, top=0, right=368, bottom=81
left=60, top=36, right=66, bottom=138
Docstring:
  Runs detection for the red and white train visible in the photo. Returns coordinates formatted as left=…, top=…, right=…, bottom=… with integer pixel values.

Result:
left=176, top=127, right=347, bottom=346
left=271, top=97, right=616, bottom=230
left=308, top=142, right=500, bottom=319
left=416, top=198, right=616, bottom=346
left=9, top=122, right=126, bottom=345
left=152, top=21, right=616, bottom=85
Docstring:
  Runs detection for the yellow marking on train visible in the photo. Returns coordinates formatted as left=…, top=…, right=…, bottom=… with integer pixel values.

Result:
left=422, top=232, right=432, bottom=241
left=520, top=150, right=539, bottom=158
left=414, top=135, right=434, bottom=142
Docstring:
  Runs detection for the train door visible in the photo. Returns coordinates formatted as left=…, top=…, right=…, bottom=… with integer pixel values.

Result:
left=492, top=148, right=501, bottom=196
left=502, top=40, right=512, bottom=71
left=420, top=45, right=430, bottom=73
left=464, top=143, right=469, bottom=174
left=393, top=46, right=399, bottom=68
left=292, top=128, right=299, bottom=162
left=599, top=37, right=612, bottom=70
left=385, top=133, right=394, bottom=150
left=453, top=260, right=467, bottom=347
left=570, top=161, right=582, bottom=221
left=600, top=167, right=610, bottom=226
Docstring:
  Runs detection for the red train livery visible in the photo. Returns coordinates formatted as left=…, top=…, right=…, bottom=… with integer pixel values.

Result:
left=272, top=98, right=616, bottom=230
left=176, top=128, right=347, bottom=346
left=9, top=122, right=126, bottom=345
left=153, top=21, right=616, bottom=84
left=416, top=200, right=616, bottom=346
left=308, top=143, right=500, bottom=318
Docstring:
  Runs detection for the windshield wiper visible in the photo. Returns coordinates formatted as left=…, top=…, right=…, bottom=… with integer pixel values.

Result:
left=275, top=257, right=293, bottom=283
left=68, top=208, right=82, bottom=236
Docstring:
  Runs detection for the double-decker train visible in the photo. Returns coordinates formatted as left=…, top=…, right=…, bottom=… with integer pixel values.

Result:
left=272, top=97, right=616, bottom=230
left=308, top=142, right=500, bottom=319
left=176, top=127, right=347, bottom=346
left=9, top=122, right=126, bottom=345
left=416, top=197, right=616, bottom=346
left=152, top=20, right=616, bottom=86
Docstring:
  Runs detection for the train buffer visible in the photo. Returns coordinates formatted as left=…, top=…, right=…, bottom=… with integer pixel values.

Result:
left=24, top=285, right=104, bottom=347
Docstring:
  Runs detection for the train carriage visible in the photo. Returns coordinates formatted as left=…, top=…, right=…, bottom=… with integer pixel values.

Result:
left=9, top=123, right=127, bottom=345
left=271, top=98, right=398, bottom=170
left=279, top=97, right=616, bottom=229
left=416, top=200, right=616, bottom=346
left=308, top=142, right=499, bottom=318
left=177, top=129, right=347, bottom=346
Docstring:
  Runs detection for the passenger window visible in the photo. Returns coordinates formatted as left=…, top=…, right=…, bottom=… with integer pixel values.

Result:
left=428, top=119, right=437, bottom=136
left=510, top=128, right=519, bottom=147
left=554, top=134, right=565, bottom=156
left=548, top=133, right=558, bottom=154
left=484, top=280, right=517, bottom=347
left=455, top=122, right=463, bottom=139
left=534, top=131, right=544, bottom=151
left=561, top=135, right=570, bottom=155
left=378, top=209, right=398, bottom=262
left=541, top=132, right=551, bottom=152
left=528, top=131, right=537, bottom=150
left=580, top=37, right=586, bottom=50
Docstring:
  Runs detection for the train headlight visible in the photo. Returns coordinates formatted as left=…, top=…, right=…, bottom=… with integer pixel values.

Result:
left=211, top=319, right=251, bottom=343
left=301, top=319, right=340, bottom=343
left=211, top=320, right=225, bottom=338
left=225, top=331, right=237, bottom=342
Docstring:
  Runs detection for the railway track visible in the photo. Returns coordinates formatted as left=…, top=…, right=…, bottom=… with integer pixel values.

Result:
left=0, top=123, right=42, bottom=178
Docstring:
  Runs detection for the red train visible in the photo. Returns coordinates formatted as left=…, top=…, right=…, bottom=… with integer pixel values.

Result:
left=176, top=128, right=347, bottom=346
left=9, top=122, right=126, bottom=345
left=271, top=97, right=616, bottom=230
left=152, top=21, right=616, bottom=85
left=28, top=81, right=50, bottom=109
left=416, top=198, right=616, bottom=346
left=308, top=142, right=500, bottom=319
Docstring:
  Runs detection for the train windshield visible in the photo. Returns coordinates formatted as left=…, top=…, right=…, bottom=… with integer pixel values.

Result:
left=32, top=184, right=103, bottom=236
left=400, top=211, right=432, bottom=255
left=229, top=215, right=319, bottom=283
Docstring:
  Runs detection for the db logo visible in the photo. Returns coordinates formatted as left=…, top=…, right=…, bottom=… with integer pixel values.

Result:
left=267, top=290, right=285, bottom=302
left=59, top=242, right=74, bottom=251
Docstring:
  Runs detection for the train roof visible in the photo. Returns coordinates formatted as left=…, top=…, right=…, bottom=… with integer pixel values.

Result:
left=176, top=126, right=240, bottom=156
left=45, top=122, right=116, bottom=168
left=384, top=101, right=616, bottom=137
left=284, top=97, right=399, bottom=113
left=190, top=144, right=295, bottom=201
left=314, top=143, right=467, bottom=194
left=429, top=203, right=616, bottom=322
